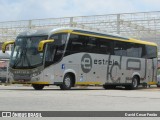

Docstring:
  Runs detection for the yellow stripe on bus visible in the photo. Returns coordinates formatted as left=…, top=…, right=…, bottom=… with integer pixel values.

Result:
left=148, top=81, right=157, bottom=85
left=52, top=30, right=73, bottom=34
left=71, top=31, right=157, bottom=46
left=12, top=81, right=50, bottom=85
left=76, top=82, right=102, bottom=85
left=50, top=29, right=157, bottom=47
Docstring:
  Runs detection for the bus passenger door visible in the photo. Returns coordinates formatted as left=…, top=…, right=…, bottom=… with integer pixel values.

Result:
left=85, top=54, right=108, bottom=85
left=152, top=58, right=157, bottom=82
left=147, top=59, right=153, bottom=83
left=107, top=55, right=122, bottom=84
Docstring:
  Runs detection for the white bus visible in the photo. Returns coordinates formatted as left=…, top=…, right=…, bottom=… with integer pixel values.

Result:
left=0, top=51, right=11, bottom=83
left=2, top=27, right=158, bottom=90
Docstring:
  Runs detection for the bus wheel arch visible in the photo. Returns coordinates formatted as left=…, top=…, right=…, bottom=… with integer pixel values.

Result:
left=60, top=72, right=76, bottom=90
left=132, top=75, right=140, bottom=87
left=67, top=72, right=76, bottom=87
left=125, top=75, right=140, bottom=90
left=133, top=75, right=140, bottom=85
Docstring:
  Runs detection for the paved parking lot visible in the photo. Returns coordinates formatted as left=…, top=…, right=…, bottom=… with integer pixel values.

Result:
left=0, top=85, right=160, bottom=112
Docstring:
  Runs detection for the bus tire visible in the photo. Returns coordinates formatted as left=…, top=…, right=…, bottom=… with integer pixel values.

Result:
left=142, top=83, right=147, bottom=88
left=157, top=85, right=160, bottom=87
left=32, top=84, right=44, bottom=90
left=103, top=85, right=116, bottom=89
left=60, top=74, right=72, bottom=90
left=125, top=76, right=139, bottom=90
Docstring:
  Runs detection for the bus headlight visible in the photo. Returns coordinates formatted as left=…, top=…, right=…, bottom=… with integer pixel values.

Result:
left=31, top=77, right=40, bottom=81
left=31, top=73, right=38, bottom=77
left=31, top=71, right=42, bottom=77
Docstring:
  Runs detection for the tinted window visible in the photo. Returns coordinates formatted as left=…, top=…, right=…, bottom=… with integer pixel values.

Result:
left=145, top=45, right=157, bottom=59
left=114, top=41, right=127, bottom=56
left=126, top=43, right=143, bottom=58
left=66, top=34, right=86, bottom=54
left=45, top=33, right=67, bottom=67
left=113, top=41, right=145, bottom=58
left=85, top=37, right=97, bottom=53
left=97, top=38, right=113, bottom=55
left=66, top=34, right=114, bottom=55
left=66, top=34, right=157, bottom=59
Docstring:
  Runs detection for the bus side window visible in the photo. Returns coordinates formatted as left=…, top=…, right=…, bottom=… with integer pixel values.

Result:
left=55, top=45, right=66, bottom=61
left=53, top=34, right=67, bottom=63
left=114, top=41, right=127, bottom=56
left=126, top=43, right=143, bottom=58
left=66, top=34, right=85, bottom=54
left=85, top=37, right=97, bottom=53
left=44, top=44, right=53, bottom=67
left=98, top=38, right=113, bottom=55
left=45, top=33, right=67, bottom=67
left=145, top=45, right=157, bottom=59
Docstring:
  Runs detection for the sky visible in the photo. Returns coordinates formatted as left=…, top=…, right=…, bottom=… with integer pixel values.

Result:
left=0, top=0, right=160, bottom=22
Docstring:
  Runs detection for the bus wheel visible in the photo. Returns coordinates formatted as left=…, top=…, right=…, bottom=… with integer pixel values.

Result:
left=103, top=85, right=116, bottom=89
left=142, top=83, right=147, bottom=88
left=32, top=84, right=44, bottom=90
left=157, top=85, right=160, bottom=87
left=125, top=76, right=138, bottom=90
left=60, top=74, right=72, bottom=90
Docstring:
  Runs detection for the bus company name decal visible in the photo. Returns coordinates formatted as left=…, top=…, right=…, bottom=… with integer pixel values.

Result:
left=81, top=54, right=119, bottom=73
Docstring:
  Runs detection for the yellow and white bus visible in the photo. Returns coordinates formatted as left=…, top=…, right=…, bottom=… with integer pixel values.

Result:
left=2, top=27, right=158, bottom=90
left=0, top=51, right=11, bottom=83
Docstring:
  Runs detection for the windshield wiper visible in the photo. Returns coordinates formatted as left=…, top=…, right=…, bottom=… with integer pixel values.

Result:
left=13, top=50, right=23, bottom=68
left=21, top=49, right=31, bottom=67
left=13, top=48, right=31, bottom=68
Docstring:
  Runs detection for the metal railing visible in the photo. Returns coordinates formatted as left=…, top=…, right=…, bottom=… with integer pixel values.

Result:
left=0, top=11, right=160, bottom=49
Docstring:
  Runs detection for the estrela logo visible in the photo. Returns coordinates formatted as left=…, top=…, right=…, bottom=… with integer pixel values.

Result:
left=81, top=54, right=92, bottom=73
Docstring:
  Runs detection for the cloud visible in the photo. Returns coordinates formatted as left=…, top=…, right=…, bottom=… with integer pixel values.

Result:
left=0, top=0, right=159, bottom=22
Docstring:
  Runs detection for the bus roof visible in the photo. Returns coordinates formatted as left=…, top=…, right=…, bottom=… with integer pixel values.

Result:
left=18, top=27, right=157, bottom=47
left=129, top=38, right=157, bottom=46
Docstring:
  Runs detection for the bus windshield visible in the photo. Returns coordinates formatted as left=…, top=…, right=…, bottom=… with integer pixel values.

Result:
left=10, top=36, right=48, bottom=69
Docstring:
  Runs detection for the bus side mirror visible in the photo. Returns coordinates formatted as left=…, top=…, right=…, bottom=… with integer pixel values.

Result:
left=38, top=39, right=54, bottom=52
left=2, top=40, right=15, bottom=53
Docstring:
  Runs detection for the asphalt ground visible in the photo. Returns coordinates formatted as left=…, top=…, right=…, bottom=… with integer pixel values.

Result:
left=0, top=85, right=160, bottom=120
